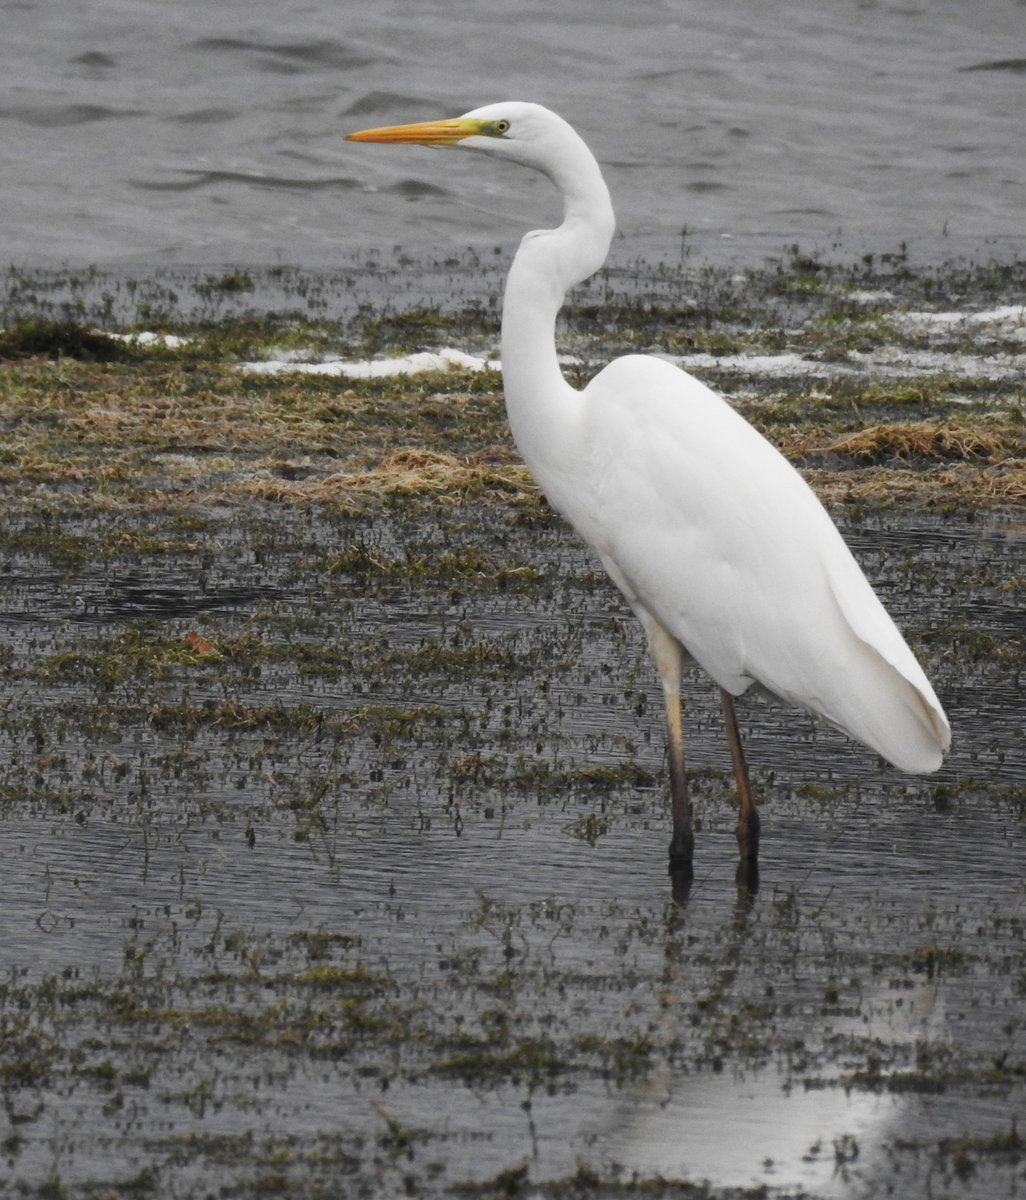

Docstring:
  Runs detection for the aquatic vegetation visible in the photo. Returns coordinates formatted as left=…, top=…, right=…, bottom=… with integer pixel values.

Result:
left=0, top=317, right=130, bottom=362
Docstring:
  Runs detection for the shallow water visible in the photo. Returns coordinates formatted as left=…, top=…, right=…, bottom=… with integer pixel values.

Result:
left=3, top=0, right=1025, bottom=267
left=1, top=497, right=1024, bottom=1196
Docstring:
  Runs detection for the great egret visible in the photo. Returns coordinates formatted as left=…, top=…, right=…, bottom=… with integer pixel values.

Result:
left=347, top=103, right=950, bottom=888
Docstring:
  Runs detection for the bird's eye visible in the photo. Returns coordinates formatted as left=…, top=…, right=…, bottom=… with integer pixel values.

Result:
left=494, top=119, right=510, bottom=135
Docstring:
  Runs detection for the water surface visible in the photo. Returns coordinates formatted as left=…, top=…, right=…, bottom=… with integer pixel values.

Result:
left=2, top=0, right=1024, bottom=267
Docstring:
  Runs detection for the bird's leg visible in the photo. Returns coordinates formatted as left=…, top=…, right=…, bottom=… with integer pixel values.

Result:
left=633, top=612, right=692, bottom=894
left=719, top=689, right=760, bottom=882
left=664, top=684, right=694, bottom=874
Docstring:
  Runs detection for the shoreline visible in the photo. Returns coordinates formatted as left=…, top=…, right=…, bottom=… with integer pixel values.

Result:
left=3, top=234, right=1025, bottom=331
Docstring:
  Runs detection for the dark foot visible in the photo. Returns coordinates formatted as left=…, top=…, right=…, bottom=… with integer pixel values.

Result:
left=668, top=828, right=695, bottom=867
left=735, top=807, right=760, bottom=899
left=736, top=807, right=760, bottom=864
left=668, top=829, right=694, bottom=904
left=735, top=855, right=759, bottom=896
left=668, top=858, right=693, bottom=904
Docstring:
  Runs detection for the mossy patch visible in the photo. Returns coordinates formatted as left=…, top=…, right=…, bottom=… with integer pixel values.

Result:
left=0, top=318, right=130, bottom=363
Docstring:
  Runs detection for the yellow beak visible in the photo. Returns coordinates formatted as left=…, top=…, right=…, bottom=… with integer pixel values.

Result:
left=346, top=117, right=483, bottom=147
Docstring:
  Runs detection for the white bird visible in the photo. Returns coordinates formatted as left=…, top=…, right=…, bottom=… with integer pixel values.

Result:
left=347, top=102, right=950, bottom=890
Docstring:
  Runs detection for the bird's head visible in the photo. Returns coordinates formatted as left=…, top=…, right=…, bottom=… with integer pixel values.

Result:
left=346, top=102, right=579, bottom=172
left=347, top=101, right=614, bottom=265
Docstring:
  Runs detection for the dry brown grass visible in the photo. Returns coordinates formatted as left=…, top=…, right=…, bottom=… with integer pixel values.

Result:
left=824, top=421, right=1022, bottom=463
left=766, top=418, right=1026, bottom=507
left=232, top=448, right=535, bottom=507
left=806, top=462, right=1026, bottom=507
left=3, top=360, right=1024, bottom=515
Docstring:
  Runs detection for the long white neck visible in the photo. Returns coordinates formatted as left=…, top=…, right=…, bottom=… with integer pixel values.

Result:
left=499, top=134, right=615, bottom=514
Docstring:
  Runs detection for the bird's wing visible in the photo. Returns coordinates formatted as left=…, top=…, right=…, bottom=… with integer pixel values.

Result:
left=570, top=355, right=949, bottom=771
